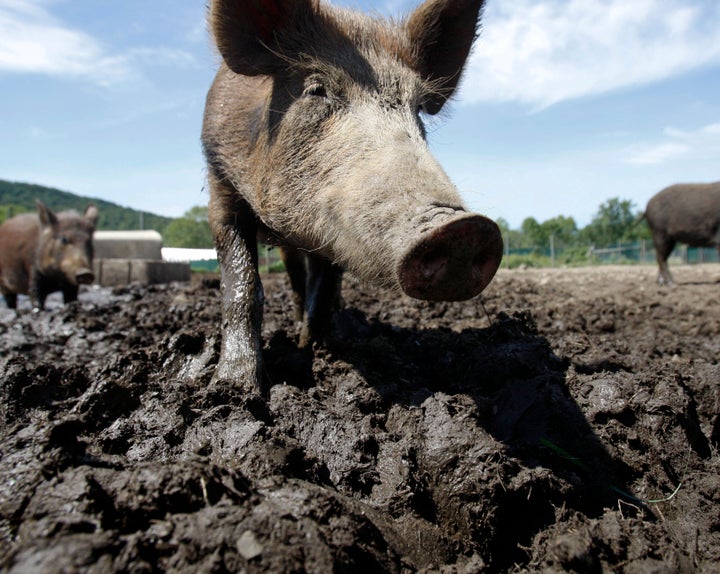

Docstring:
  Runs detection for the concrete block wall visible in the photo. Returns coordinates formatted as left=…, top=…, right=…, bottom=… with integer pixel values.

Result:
left=94, top=230, right=163, bottom=260
left=93, top=259, right=191, bottom=287
left=92, top=230, right=191, bottom=286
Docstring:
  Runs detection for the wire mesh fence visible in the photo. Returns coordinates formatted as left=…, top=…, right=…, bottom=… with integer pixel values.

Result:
left=588, top=241, right=720, bottom=265
left=504, top=239, right=720, bottom=267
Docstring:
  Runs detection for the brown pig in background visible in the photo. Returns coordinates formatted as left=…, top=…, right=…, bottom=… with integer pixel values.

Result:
left=643, top=181, right=720, bottom=286
left=202, top=0, right=503, bottom=392
left=0, top=200, right=98, bottom=310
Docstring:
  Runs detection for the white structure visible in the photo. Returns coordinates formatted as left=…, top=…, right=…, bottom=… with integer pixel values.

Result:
left=161, top=248, right=217, bottom=263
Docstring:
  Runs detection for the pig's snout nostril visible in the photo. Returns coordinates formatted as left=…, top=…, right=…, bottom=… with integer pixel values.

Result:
left=76, top=269, right=95, bottom=285
left=399, top=215, right=503, bottom=301
left=418, top=249, right=449, bottom=280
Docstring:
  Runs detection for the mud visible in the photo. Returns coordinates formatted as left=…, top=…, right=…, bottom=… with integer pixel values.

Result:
left=1, top=264, right=718, bottom=573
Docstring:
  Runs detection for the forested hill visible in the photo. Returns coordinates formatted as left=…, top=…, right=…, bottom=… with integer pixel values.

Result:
left=0, top=179, right=172, bottom=232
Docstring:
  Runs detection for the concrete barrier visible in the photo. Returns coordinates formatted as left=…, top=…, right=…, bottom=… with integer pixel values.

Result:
left=93, top=259, right=191, bottom=286
left=94, top=230, right=163, bottom=260
left=92, top=230, right=191, bottom=286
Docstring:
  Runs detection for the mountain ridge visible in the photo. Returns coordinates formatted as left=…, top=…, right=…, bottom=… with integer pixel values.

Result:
left=0, top=178, right=173, bottom=232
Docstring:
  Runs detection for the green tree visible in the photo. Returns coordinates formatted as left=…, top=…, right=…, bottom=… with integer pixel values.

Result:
left=521, top=217, right=544, bottom=246
left=581, top=198, right=646, bottom=246
left=0, top=204, right=29, bottom=225
left=541, top=215, right=578, bottom=246
left=496, top=217, right=526, bottom=252
left=163, top=206, right=214, bottom=248
left=519, top=216, right=578, bottom=248
left=495, top=217, right=510, bottom=236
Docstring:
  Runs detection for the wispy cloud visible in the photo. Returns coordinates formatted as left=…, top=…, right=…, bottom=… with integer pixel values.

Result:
left=464, top=0, right=720, bottom=108
left=0, top=0, right=196, bottom=86
left=125, top=47, right=198, bottom=70
left=625, top=122, right=720, bottom=165
left=0, top=0, right=132, bottom=85
left=625, top=142, right=690, bottom=165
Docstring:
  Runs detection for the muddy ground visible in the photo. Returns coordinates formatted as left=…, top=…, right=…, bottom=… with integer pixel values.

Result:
left=1, top=263, right=719, bottom=573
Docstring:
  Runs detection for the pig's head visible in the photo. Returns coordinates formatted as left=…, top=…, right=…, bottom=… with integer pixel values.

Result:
left=35, top=200, right=98, bottom=286
left=207, top=0, right=502, bottom=301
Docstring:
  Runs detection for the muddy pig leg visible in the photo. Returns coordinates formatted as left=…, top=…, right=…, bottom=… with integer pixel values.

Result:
left=2, top=291, right=17, bottom=310
left=279, top=246, right=343, bottom=347
left=298, top=255, right=343, bottom=349
left=208, top=173, right=264, bottom=393
left=278, top=246, right=307, bottom=324
left=29, top=273, right=47, bottom=311
left=62, top=285, right=80, bottom=304
left=653, top=235, right=675, bottom=285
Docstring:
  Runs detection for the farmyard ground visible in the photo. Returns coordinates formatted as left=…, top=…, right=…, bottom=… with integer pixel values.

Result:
left=1, top=264, right=719, bottom=572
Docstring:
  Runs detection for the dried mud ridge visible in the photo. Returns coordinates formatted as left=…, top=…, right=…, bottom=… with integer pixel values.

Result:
left=1, top=265, right=719, bottom=573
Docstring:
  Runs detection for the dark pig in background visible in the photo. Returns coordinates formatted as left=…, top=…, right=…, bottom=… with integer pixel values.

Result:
left=0, top=200, right=98, bottom=310
left=644, top=182, right=720, bottom=285
left=202, top=0, right=503, bottom=391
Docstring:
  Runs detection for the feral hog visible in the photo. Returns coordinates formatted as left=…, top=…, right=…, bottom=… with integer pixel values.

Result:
left=0, top=201, right=98, bottom=310
left=645, top=182, right=720, bottom=285
left=202, top=0, right=503, bottom=391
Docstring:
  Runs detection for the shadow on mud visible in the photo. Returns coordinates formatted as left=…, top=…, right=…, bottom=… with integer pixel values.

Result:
left=265, top=305, right=638, bottom=569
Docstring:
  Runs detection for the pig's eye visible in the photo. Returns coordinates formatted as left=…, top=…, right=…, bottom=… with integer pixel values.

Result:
left=60, top=236, right=70, bottom=245
left=304, top=82, right=328, bottom=100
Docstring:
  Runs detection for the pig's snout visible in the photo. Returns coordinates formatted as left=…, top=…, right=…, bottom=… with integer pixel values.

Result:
left=75, top=268, right=95, bottom=285
left=399, top=215, right=502, bottom=301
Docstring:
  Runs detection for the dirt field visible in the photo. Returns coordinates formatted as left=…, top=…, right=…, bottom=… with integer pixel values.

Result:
left=1, top=263, right=719, bottom=573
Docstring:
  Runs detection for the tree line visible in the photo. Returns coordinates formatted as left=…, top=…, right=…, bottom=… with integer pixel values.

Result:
left=164, top=197, right=654, bottom=254
left=500, top=197, right=651, bottom=248
left=0, top=179, right=172, bottom=233
left=497, top=197, right=652, bottom=265
left=1, top=178, right=653, bottom=255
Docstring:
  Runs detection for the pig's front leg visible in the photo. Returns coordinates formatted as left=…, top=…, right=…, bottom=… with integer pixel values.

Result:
left=299, top=254, right=343, bottom=348
left=278, top=245, right=306, bottom=324
left=278, top=247, right=343, bottom=348
left=213, top=222, right=264, bottom=392
left=209, top=183, right=264, bottom=393
left=62, top=285, right=79, bottom=304
left=29, top=271, right=47, bottom=311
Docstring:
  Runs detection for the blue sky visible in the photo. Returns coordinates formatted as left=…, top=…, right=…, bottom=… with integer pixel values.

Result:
left=1, top=0, right=719, bottom=229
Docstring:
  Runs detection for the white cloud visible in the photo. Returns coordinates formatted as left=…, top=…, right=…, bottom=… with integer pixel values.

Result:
left=0, top=0, right=195, bottom=86
left=464, top=0, right=720, bottom=108
left=125, top=47, right=198, bottom=70
left=625, top=142, right=690, bottom=165
left=0, top=0, right=133, bottom=85
left=625, top=122, right=720, bottom=165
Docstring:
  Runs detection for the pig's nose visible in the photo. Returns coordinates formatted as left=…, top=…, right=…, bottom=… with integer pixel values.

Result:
left=398, top=214, right=502, bottom=301
left=75, top=268, right=95, bottom=285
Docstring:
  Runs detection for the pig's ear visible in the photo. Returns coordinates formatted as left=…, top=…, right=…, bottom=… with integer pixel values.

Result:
left=35, top=200, right=58, bottom=228
left=406, top=0, right=486, bottom=115
left=209, top=0, right=317, bottom=76
left=84, top=204, right=99, bottom=228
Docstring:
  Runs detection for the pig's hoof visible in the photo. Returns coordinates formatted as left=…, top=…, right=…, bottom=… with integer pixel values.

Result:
left=212, top=360, right=261, bottom=395
left=399, top=214, right=503, bottom=301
